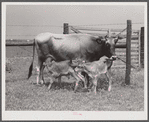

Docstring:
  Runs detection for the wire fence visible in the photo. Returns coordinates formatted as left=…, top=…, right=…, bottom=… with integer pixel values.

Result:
left=7, top=22, right=144, bottom=27
left=7, top=25, right=63, bottom=27
left=6, top=22, right=143, bottom=38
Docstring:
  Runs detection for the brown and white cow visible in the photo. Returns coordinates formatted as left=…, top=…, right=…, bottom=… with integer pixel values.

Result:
left=28, top=33, right=118, bottom=87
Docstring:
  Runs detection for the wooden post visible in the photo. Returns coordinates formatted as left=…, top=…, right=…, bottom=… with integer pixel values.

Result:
left=125, top=20, right=132, bottom=85
left=140, top=27, right=144, bottom=68
left=138, top=30, right=141, bottom=68
left=63, top=23, right=69, bottom=34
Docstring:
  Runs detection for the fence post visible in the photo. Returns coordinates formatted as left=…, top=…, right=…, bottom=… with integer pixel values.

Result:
left=138, top=30, right=141, bottom=68
left=140, top=27, right=144, bottom=68
left=63, top=23, right=69, bottom=34
left=125, top=20, right=132, bottom=85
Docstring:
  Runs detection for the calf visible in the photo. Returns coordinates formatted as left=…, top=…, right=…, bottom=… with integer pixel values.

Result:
left=75, top=56, right=114, bottom=94
left=44, top=58, right=85, bottom=92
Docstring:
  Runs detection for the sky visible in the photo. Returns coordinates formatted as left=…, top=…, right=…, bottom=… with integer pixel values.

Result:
left=5, top=3, right=145, bottom=39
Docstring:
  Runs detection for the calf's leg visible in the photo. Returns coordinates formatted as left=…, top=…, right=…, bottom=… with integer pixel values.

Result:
left=69, top=69, right=83, bottom=92
left=72, top=73, right=81, bottom=92
left=40, top=65, right=45, bottom=84
left=105, top=69, right=112, bottom=91
left=48, top=77, right=54, bottom=90
left=81, top=72, right=88, bottom=89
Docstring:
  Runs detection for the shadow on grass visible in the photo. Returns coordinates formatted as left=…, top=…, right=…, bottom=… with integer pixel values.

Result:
left=43, top=81, right=89, bottom=92
left=41, top=78, right=109, bottom=93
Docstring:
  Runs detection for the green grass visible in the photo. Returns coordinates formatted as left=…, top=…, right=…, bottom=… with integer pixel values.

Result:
left=5, top=57, right=144, bottom=111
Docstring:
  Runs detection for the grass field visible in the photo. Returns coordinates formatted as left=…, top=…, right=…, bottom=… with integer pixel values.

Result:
left=5, top=57, right=144, bottom=111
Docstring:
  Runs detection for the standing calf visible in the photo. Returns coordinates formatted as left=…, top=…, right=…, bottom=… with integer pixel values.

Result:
left=75, top=56, right=114, bottom=94
left=44, top=58, right=85, bottom=92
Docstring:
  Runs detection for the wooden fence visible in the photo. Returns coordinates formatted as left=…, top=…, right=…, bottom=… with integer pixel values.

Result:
left=63, top=22, right=144, bottom=69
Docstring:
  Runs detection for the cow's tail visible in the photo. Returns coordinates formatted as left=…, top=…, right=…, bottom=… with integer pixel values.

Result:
left=28, top=39, right=35, bottom=79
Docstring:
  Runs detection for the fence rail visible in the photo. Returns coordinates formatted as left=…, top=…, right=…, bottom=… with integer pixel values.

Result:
left=71, top=26, right=139, bottom=33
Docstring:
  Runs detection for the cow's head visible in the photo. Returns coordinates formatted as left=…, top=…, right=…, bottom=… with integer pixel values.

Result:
left=103, top=36, right=119, bottom=60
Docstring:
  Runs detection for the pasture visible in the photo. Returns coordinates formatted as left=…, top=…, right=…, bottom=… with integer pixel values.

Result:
left=6, top=56, right=144, bottom=111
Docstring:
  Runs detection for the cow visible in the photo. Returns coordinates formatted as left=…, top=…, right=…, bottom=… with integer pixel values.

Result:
left=28, top=33, right=119, bottom=87
left=75, top=56, right=114, bottom=95
left=44, top=58, right=85, bottom=92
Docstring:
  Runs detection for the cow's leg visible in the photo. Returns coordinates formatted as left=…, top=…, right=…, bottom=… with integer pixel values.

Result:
left=44, top=57, right=53, bottom=84
left=40, top=64, right=45, bottom=84
left=92, top=79, right=97, bottom=95
left=105, top=69, right=112, bottom=91
left=36, top=58, right=44, bottom=85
